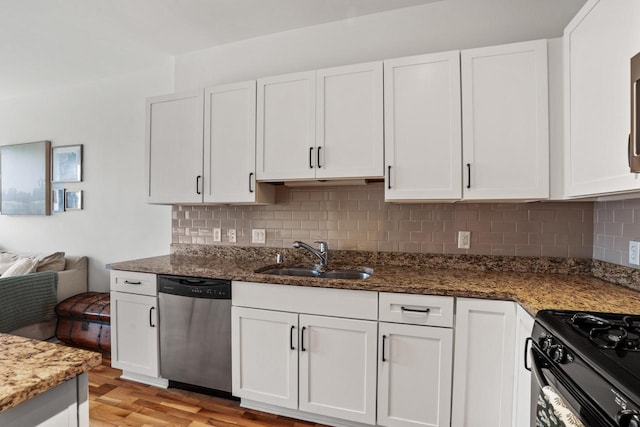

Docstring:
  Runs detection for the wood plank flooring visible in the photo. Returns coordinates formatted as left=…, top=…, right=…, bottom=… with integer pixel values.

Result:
left=89, top=361, right=326, bottom=427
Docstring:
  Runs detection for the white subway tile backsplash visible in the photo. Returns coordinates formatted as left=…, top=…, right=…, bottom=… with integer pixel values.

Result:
left=172, top=182, right=595, bottom=258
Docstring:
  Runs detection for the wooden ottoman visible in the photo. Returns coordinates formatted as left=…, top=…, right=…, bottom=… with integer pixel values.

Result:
left=55, top=292, right=111, bottom=353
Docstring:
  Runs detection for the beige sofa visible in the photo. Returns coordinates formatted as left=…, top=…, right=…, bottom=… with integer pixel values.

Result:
left=9, top=255, right=88, bottom=340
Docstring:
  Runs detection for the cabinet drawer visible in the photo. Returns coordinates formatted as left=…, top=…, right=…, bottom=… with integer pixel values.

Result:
left=110, top=270, right=157, bottom=296
left=379, top=293, right=454, bottom=327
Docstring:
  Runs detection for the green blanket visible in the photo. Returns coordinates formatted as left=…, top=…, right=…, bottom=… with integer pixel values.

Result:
left=0, top=271, right=58, bottom=333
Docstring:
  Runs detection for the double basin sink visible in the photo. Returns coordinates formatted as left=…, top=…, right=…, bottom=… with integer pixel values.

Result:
left=257, top=266, right=373, bottom=280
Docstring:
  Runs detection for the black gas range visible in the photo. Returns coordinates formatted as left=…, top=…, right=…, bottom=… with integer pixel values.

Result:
left=530, top=310, right=640, bottom=427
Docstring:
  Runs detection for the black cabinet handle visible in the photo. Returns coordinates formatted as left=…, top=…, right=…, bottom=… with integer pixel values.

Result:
left=149, top=307, right=155, bottom=328
left=123, top=280, right=141, bottom=285
left=466, top=164, right=471, bottom=189
left=629, top=134, right=633, bottom=169
left=301, top=326, right=307, bottom=351
left=290, top=325, right=295, bottom=350
left=317, top=146, right=322, bottom=168
left=387, top=165, right=391, bottom=189
left=309, top=147, right=314, bottom=169
left=249, top=172, right=254, bottom=193
left=196, top=175, right=202, bottom=195
left=401, top=306, right=430, bottom=314
left=524, top=337, right=533, bottom=371
left=382, top=335, right=387, bottom=362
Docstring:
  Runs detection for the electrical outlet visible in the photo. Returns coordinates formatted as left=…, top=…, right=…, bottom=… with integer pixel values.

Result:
left=630, top=241, right=640, bottom=265
left=252, top=229, right=266, bottom=244
left=213, top=228, right=221, bottom=242
left=458, top=231, right=471, bottom=249
left=228, top=229, right=237, bottom=243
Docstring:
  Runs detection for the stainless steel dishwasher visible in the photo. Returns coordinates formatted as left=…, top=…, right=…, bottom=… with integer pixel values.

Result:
left=158, top=274, right=231, bottom=393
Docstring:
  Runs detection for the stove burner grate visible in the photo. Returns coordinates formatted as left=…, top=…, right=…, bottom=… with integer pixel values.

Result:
left=567, top=312, right=640, bottom=351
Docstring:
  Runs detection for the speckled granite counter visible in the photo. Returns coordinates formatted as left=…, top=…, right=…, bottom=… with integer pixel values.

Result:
left=0, top=333, right=101, bottom=413
left=108, top=248, right=640, bottom=316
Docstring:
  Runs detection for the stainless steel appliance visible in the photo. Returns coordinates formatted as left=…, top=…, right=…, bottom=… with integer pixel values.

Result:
left=528, top=310, right=640, bottom=426
left=158, top=274, right=231, bottom=393
left=629, top=52, right=640, bottom=172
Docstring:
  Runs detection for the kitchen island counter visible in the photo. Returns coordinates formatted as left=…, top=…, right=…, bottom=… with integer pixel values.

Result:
left=0, top=333, right=101, bottom=414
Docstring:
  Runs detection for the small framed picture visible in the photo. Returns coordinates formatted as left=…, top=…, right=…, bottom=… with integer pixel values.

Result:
left=52, top=189, right=65, bottom=212
left=65, top=190, right=82, bottom=210
left=52, top=145, right=82, bottom=183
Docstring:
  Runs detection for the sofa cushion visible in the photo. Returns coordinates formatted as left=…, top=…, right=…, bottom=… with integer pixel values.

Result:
left=1, top=258, right=39, bottom=278
left=35, top=251, right=66, bottom=272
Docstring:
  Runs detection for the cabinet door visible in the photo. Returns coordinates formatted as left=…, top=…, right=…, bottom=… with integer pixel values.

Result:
left=384, top=52, right=462, bottom=201
left=316, top=62, right=384, bottom=179
left=204, top=81, right=258, bottom=203
left=299, top=314, right=377, bottom=425
left=378, top=323, right=453, bottom=427
left=256, top=71, right=316, bottom=181
left=565, top=0, right=640, bottom=197
left=231, top=307, right=298, bottom=409
left=513, top=305, right=534, bottom=427
left=461, top=40, right=549, bottom=200
left=451, top=298, right=516, bottom=427
left=145, top=90, right=204, bottom=204
left=110, top=291, right=159, bottom=378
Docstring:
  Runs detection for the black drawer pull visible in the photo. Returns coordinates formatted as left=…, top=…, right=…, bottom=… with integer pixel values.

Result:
left=401, top=306, right=430, bottom=314
left=124, top=280, right=141, bottom=285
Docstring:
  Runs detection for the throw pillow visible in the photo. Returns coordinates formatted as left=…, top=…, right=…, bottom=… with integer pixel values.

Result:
left=36, top=251, right=66, bottom=272
left=0, top=252, right=21, bottom=275
left=0, top=258, right=39, bottom=278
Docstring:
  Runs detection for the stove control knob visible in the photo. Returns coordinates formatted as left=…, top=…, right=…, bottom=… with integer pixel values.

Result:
left=617, top=410, right=640, bottom=427
left=551, top=345, right=566, bottom=363
left=540, top=335, right=554, bottom=351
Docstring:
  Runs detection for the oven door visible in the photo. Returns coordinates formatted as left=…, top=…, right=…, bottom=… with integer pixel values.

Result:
left=529, top=341, right=615, bottom=427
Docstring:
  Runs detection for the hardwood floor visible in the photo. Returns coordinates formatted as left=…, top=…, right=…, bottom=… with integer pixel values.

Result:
left=88, top=362, right=326, bottom=427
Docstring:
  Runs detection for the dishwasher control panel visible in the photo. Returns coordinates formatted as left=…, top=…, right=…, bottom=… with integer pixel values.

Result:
left=158, top=275, right=231, bottom=299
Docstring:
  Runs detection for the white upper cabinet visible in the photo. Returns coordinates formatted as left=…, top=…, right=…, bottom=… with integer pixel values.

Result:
left=316, top=62, right=384, bottom=180
left=564, top=0, right=640, bottom=197
left=461, top=40, right=549, bottom=200
left=257, top=63, right=384, bottom=182
left=384, top=51, right=462, bottom=202
left=204, top=82, right=274, bottom=204
left=256, top=71, right=316, bottom=181
left=145, top=90, right=204, bottom=204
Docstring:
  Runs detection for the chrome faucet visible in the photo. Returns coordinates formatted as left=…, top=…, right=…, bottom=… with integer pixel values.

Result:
left=292, top=240, right=328, bottom=266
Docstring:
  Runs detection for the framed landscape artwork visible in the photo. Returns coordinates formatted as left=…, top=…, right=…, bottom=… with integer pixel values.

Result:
left=0, top=140, right=51, bottom=215
left=52, top=144, right=82, bottom=183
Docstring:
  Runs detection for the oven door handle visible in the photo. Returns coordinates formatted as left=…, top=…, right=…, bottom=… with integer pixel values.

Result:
left=530, top=344, right=550, bottom=388
left=524, top=337, right=533, bottom=371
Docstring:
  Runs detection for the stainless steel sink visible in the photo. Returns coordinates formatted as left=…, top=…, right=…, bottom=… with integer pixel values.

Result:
left=321, top=269, right=372, bottom=280
left=257, top=266, right=372, bottom=280
left=258, top=267, right=321, bottom=277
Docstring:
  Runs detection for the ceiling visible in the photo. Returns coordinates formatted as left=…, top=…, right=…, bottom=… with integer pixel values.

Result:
left=0, top=0, right=585, bottom=100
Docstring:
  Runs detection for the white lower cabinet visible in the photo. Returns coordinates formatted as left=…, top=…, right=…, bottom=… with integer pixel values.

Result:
left=377, top=323, right=453, bottom=427
left=231, top=282, right=378, bottom=425
left=231, top=307, right=298, bottom=409
left=110, top=270, right=167, bottom=387
left=451, top=298, right=517, bottom=427
left=513, top=304, right=535, bottom=427
left=299, top=314, right=378, bottom=424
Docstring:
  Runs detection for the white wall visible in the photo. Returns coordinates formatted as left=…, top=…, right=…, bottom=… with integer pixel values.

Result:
left=0, top=63, right=174, bottom=291
left=174, top=0, right=584, bottom=90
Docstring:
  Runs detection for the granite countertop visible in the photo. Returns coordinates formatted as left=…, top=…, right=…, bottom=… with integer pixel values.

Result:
left=108, top=251, right=640, bottom=316
left=0, top=334, right=102, bottom=413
